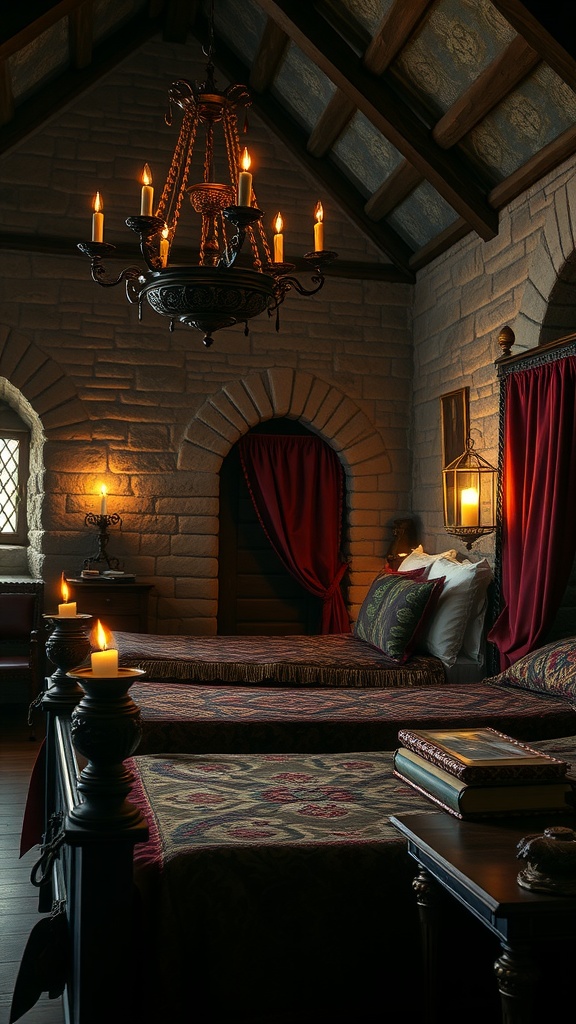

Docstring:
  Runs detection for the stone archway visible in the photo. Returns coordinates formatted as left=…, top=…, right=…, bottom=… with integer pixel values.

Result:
left=178, top=367, right=392, bottom=633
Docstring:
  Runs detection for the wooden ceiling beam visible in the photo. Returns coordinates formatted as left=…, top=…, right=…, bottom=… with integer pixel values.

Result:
left=490, top=0, right=576, bottom=89
left=433, top=35, right=540, bottom=148
left=0, top=60, right=15, bottom=128
left=489, top=123, right=576, bottom=208
left=253, top=1, right=498, bottom=241
left=69, top=0, right=93, bottom=71
left=0, top=0, right=85, bottom=60
left=307, top=91, right=355, bottom=158
left=250, top=17, right=289, bottom=92
left=162, top=0, right=199, bottom=45
left=365, top=162, right=423, bottom=221
left=364, top=0, right=433, bottom=75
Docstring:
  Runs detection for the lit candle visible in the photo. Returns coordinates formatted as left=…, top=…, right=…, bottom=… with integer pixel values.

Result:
left=92, top=192, right=104, bottom=243
left=314, top=201, right=324, bottom=251
left=160, top=226, right=169, bottom=268
left=91, top=620, right=119, bottom=677
left=141, top=163, right=154, bottom=216
left=461, top=487, right=479, bottom=526
left=58, top=576, right=77, bottom=617
left=273, top=212, right=283, bottom=263
left=237, top=148, right=252, bottom=207
left=100, top=485, right=107, bottom=516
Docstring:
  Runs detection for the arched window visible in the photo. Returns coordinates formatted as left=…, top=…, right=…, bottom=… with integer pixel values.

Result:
left=0, top=403, right=30, bottom=546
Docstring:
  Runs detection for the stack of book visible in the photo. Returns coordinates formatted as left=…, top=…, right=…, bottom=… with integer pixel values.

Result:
left=393, top=727, right=575, bottom=819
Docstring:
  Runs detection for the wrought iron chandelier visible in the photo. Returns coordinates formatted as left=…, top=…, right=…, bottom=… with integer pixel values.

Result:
left=78, top=4, right=336, bottom=347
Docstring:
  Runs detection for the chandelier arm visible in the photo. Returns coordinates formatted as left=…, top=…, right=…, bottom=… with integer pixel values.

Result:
left=77, top=243, right=143, bottom=288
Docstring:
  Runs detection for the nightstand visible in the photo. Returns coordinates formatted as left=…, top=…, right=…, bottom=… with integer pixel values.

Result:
left=64, top=579, right=153, bottom=633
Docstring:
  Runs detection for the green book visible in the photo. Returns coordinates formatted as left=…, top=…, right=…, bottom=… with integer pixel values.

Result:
left=393, top=747, right=575, bottom=819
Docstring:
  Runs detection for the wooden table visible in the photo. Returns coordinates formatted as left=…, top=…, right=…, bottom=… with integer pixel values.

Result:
left=64, top=579, right=153, bottom=633
left=390, top=810, right=576, bottom=1024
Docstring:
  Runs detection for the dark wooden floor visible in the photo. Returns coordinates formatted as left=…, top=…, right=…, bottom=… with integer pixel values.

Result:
left=0, top=703, right=64, bottom=1024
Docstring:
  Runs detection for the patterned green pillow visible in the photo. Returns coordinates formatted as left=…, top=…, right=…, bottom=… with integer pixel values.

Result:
left=354, top=573, right=445, bottom=663
left=491, top=638, right=576, bottom=698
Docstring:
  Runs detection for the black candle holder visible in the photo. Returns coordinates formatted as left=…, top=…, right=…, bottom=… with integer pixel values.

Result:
left=66, top=667, right=146, bottom=830
left=84, top=511, right=123, bottom=570
left=42, top=614, right=93, bottom=706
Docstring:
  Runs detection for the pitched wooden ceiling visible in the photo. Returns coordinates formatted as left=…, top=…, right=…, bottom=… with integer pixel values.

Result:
left=2, top=0, right=576, bottom=283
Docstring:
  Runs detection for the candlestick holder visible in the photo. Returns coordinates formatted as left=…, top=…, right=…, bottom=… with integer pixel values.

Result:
left=84, top=511, right=123, bottom=570
left=66, top=667, right=146, bottom=830
left=42, top=614, right=93, bottom=705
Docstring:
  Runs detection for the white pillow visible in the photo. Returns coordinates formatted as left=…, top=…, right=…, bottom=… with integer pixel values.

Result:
left=421, top=557, right=493, bottom=668
left=398, top=545, right=458, bottom=573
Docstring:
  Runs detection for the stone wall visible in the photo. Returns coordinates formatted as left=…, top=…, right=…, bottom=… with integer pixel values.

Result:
left=0, top=36, right=414, bottom=628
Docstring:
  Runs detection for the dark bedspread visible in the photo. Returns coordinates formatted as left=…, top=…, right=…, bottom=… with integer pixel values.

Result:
left=113, top=630, right=447, bottom=687
left=132, top=678, right=576, bottom=754
left=129, top=734, right=576, bottom=1024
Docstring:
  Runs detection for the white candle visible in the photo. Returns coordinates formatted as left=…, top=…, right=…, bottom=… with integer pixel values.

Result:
left=91, top=620, right=119, bottom=676
left=100, top=485, right=107, bottom=516
left=461, top=487, right=479, bottom=526
left=273, top=212, right=283, bottom=263
left=141, top=163, right=154, bottom=216
left=91, top=647, right=119, bottom=676
left=59, top=576, right=77, bottom=616
left=314, top=201, right=324, bottom=251
left=237, top=148, right=252, bottom=207
left=160, top=226, right=169, bottom=268
left=58, top=601, right=77, bottom=616
left=92, top=192, right=104, bottom=242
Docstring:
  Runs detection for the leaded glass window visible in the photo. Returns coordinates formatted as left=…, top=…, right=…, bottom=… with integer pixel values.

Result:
left=0, top=428, right=29, bottom=545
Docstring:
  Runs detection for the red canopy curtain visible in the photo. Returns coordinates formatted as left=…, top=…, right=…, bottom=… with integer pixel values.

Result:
left=488, top=355, right=576, bottom=668
left=238, top=433, right=350, bottom=633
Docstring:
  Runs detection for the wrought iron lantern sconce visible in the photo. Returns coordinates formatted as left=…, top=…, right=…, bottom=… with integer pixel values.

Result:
left=77, top=5, right=336, bottom=348
left=442, top=437, right=497, bottom=549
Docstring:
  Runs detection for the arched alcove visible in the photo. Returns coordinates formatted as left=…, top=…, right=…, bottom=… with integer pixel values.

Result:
left=178, top=367, right=392, bottom=632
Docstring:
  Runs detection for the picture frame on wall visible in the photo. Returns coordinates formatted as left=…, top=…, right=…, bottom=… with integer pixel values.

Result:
left=440, top=387, right=470, bottom=467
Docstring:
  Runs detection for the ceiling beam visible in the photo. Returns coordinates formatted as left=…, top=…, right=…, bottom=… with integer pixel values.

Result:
left=69, top=0, right=93, bottom=70
left=249, top=17, right=290, bottom=92
left=307, top=91, right=356, bottom=158
left=253, top=0, right=498, bottom=241
left=433, top=35, right=540, bottom=148
left=364, top=0, right=433, bottom=74
left=490, top=0, right=576, bottom=88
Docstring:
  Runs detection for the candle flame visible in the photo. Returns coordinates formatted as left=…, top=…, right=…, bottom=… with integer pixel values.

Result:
left=274, top=212, right=283, bottom=234
left=93, top=191, right=103, bottom=213
left=162, top=226, right=169, bottom=240
left=241, top=147, right=251, bottom=172
left=96, top=619, right=109, bottom=651
left=100, top=484, right=107, bottom=499
left=314, top=201, right=323, bottom=224
left=61, top=575, right=69, bottom=603
left=142, top=163, right=152, bottom=186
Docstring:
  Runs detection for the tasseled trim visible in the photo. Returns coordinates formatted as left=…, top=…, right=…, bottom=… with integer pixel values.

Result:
left=119, top=657, right=445, bottom=688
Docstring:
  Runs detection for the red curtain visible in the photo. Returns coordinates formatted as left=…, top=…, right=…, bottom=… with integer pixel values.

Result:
left=488, top=355, right=576, bottom=667
left=238, top=434, right=350, bottom=633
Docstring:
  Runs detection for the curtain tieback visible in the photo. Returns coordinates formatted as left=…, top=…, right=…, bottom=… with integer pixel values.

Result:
left=322, top=562, right=348, bottom=601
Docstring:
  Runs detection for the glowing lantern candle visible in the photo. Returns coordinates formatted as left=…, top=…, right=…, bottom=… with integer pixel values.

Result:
left=160, top=226, right=170, bottom=268
left=92, top=192, right=104, bottom=243
left=273, top=213, right=284, bottom=263
left=140, top=164, right=154, bottom=216
left=461, top=487, right=479, bottom=526
left=237, top=148, right=252, bottom=207
left=58, top=576, right=77, bottom=617
left=100, top=485, right=107, bottom=516
left=91, top=620, right=119, bottom=677
left=314, top=201, right=324, bottom=251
